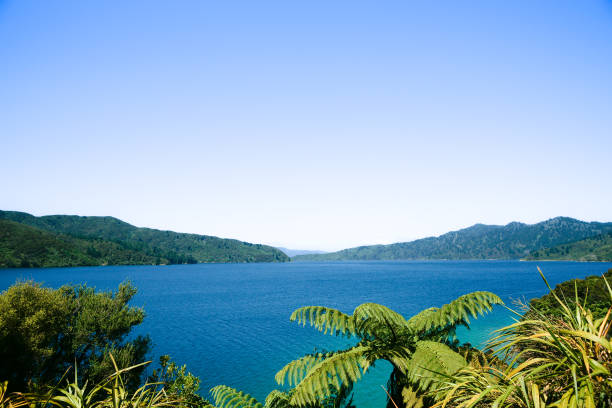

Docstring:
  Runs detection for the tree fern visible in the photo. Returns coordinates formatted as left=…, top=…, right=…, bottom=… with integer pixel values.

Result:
left=210, top=386, right=263, bottom=408
left=285, top=347, right=368, bottom=406
left=401, top=386, right=424, bottom=408
left=352, top=303, right=410, bottom=337
left=290, top=307, right=357, bottom=337
left=404, top=341, right=467, bottom=393
left=275, top=353, right=328, bottom=387
left=406, top=291, right=502, bottom=335
left=264, top=390, right=291, bottom=408
left=281, top=292, right=502, bottom=407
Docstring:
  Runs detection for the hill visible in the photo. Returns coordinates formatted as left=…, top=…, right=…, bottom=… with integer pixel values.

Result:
left=293, top=217, right=612, bottom=261
left=0, top=219, right=165, bottom=268
left=0, top=211, right=289, bottom=267
left=524, top=233, right=612, bottom=262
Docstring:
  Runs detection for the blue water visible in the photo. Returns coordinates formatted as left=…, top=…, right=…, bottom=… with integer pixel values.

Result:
left=1, top=261, right=611, bottom=407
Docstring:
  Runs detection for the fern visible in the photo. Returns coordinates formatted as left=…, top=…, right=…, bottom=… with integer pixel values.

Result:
left=290, top=306, right=356, bottom=337
left=406, top=291, right=502, bottom=335
left=283, top=292, right=502, bottom=407
left=288, top=347, right=368, bottom=406
left=352, top=303, right=409, bottom=335
left=401, top=386, right=424, bottom=408
left=264, top=390, right=291, bottom=408
left=275, top=353, right=328, bottom=386
left=405, top=341, right=467, bottom=393
left=210, top=386, right=263, bottom=408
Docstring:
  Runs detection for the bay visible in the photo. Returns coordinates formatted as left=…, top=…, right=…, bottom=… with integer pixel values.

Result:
left=2, top=260, right=611, bottom=407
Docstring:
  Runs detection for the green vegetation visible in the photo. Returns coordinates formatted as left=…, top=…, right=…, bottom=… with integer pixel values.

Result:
left=293, top=217, right=612, bottom=261
left=525, top=233, right=612, bottom=262
left=0, top=220, right=164, bottom=268
left=428, top=268, right=612, bottom=407
left=526, top=268, right=612, bottom=319
left=0, top=356, right=209, bottom=408
left=0, top=281, right=150, bottom=392
left=282, top=293, right=502, bottom=407
left=149, top=355, right=211, bottom=407
left=0, top=211, right=289, bottom=267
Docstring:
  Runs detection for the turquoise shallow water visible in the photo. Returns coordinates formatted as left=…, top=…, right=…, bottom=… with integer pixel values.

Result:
left=2, top=261, right=611, bottom=407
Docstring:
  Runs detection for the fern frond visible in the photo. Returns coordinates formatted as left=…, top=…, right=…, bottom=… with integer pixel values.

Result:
left=289, top=346, right=368, bottom=407
left=210, top=386, right=263, bottom=408
left=275, top=353, right=327, bottom=386
left=264, top=390, right=291, bottom=408
left=352, top=303, right=409, bottom=329
left=290, top=306, right=357, bottom=336
left=405, top=341, right=467, bottom=393
left=402, top=385, right=425, bottom=408
left=407, top=291, right=502, bottom=334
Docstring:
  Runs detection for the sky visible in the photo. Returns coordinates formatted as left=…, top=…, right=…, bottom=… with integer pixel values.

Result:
left=1, top=1, right=611, bottom=251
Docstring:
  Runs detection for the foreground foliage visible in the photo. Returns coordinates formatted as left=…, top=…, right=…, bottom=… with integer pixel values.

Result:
left=431, top=268, right=612, bottom=407
left=0, top=354, right=210, bottom=408
left=211, top=291, right=502, bottom=408
left=0, top=281, right=150, bottom=392
left=149, top=356, right=210, bottom=407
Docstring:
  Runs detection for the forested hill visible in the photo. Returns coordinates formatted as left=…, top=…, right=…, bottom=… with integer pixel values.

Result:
left=293, top=217, right=612, bottom=261
left=0, top=219, right=163, bottom=268
left=524, top=233, right=612, bottom=262
left=0, top=211, right=289, bottom=267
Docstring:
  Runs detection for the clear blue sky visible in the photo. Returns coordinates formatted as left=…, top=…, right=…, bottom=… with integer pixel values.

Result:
left=1, top=1, right=611, bottom=251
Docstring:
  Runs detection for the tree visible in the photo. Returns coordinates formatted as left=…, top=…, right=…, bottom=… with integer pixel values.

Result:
left=149, top=355, right=211, bottom=407
left=275, top=292, right=502, bottom=408
left=0, top=281, right=150, bottom=392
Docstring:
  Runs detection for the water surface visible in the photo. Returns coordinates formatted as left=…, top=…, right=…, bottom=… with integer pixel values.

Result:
left=2, top=261, right=611, bottom=407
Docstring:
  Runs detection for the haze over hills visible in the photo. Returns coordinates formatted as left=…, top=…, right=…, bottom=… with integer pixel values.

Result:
left=0, top=211, right=289, bottom=267
left=525, top=233, right=612, bottom=262
left=292, top=217, right=612, bottom=261
left=276, top=247, right=327, bottom=257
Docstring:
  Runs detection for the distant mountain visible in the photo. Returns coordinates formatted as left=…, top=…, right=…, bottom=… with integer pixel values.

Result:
left=293, top=217, right=612, bottom=261
left=0, top=211, right=289, bottom=267
left=524, top=233, right=612, bottom=262
left=0, top=219, right=163, bottom=268
left=276, top=247, right=327, bottom=257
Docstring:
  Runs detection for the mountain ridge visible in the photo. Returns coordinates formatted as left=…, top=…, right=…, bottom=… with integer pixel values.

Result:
left=0, top=210, right=289, bottom=267
left=524, top=232, right=612, bottom=262
left=293, top=217, right=612, bottom=261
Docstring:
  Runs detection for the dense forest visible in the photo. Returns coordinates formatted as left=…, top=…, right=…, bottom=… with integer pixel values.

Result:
left=0, top=211, right=289, bottom=267
left=525, top=232, right=612, bottom=262
left=294, top=217, right=612, bottom=261
left=1, top=268, right=610, bottom=408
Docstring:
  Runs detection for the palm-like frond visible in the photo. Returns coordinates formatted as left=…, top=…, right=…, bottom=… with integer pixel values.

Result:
left=288, top=347, right=368, bottom=407
left=290, top=307, right=356, bottom=337
left=275, top=354, right=328, bottom=387
left=404, top=341, right=467, bottom=393
left=263, top=390, right=291, bottom=408
left=210, top=386, right=262, bottom=408
left=407, top=292, right=503, bottom=335
left=286, top=293, right=502, bottom=407
left=352, top=303, right=409, bottom=336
